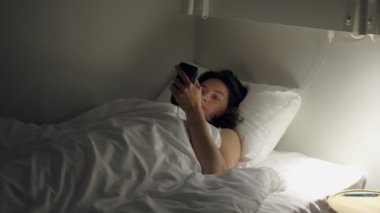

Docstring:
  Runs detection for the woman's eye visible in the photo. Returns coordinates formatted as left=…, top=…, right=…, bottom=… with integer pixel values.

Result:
left=212, top=95, right=222, bottom=101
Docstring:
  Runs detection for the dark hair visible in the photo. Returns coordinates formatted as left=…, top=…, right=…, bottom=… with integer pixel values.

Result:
left=198, top=70, right=247, bottom=129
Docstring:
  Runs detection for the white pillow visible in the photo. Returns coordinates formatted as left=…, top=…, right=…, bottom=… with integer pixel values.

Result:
left=236, top=83, right=301, bottom=167
left=155, top=63, right=301, bottom=167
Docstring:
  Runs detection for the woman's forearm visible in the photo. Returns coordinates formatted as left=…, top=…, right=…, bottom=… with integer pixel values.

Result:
left=186, top=109, right=227, bottom=174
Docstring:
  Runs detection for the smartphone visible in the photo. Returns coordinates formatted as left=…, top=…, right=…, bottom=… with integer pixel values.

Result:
left=170, top=62, right=198, bottom=106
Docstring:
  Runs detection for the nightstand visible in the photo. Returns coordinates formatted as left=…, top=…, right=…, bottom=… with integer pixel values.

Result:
left=327, top=189, right=380, bottom=213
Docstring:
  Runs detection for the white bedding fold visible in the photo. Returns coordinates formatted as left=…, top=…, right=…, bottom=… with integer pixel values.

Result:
left=0, top=98, right=284, bottom=213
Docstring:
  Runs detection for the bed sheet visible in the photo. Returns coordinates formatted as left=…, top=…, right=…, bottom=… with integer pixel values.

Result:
left=255, top=151, right=365, bottom=213
left=0, top=98, right=284, bottom=213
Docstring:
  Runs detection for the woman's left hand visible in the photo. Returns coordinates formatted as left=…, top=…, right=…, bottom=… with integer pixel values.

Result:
left=170, top=65, right=203, bottom=115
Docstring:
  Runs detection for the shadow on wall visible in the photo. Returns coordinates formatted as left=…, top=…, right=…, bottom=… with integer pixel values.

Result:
left=0, top=0, right=193, bottom=124
left=238, top=59, right=299, bottom=88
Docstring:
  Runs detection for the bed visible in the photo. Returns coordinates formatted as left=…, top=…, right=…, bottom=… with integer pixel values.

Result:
left=0, top=63, right=365, bottom=212
left=0, top=98, right=365, bottom=213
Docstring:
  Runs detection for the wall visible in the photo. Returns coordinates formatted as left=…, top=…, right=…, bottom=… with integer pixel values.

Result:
left=194, top=17, right=380, bottom=189
left=0, top=0, right=194, bottom=123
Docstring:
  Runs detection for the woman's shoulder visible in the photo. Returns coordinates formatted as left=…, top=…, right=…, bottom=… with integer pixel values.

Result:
left=219, top=128, right=240, bottom=142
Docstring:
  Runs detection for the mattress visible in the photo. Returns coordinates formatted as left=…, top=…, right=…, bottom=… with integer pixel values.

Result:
left=256, top=151, right=365, bottom=213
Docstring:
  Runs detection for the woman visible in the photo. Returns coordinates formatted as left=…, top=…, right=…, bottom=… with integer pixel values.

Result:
left=170, top=65, right=247, bottom=174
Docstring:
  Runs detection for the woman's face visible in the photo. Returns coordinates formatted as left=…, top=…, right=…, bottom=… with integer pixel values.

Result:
left=200, top=79, right=229, bottom=121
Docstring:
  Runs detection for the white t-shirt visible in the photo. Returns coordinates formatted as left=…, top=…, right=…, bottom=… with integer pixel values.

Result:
left=208, top=123, right=222, bottom=148
left=175, top=107, right=222, bottom=148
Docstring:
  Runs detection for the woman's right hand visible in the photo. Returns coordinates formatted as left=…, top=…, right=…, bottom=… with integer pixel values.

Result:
left=170, top=65, right=203, bottom=116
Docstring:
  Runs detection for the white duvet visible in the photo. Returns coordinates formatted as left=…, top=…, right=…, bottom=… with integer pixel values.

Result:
left=0, top=99, right=284, bottom=213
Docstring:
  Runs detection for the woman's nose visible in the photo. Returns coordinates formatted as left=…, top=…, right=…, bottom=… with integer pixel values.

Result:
left=201, top=88, right=207, bottom=102
left=202, top=94, right=208, bottom=103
